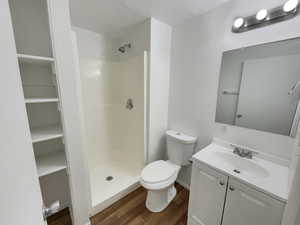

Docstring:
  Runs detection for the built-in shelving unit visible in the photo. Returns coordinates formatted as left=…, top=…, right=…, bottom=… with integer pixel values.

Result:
left=17, top=54, right=54, bottom=64
left=36, top=151, right=67, bottom=177
left=9, top=0, right=72, bottom=216
left=31, top=125, right=63, bottom=143
left=25, top=98, right=59, bottom=104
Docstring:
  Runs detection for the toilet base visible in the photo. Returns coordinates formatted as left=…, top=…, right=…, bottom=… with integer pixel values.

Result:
left=145, top=184, right=177, bottom=212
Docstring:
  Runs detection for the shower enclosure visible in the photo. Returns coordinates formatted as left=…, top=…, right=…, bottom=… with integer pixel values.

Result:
left=74, top=31, right=148, bottom=214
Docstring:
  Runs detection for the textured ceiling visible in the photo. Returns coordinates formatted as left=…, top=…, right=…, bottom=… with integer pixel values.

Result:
left=70, top=0, right=228, bottom=37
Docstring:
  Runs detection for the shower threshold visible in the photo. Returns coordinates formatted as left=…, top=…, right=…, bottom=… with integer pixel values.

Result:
left=89, top=162, right=142, bottom=216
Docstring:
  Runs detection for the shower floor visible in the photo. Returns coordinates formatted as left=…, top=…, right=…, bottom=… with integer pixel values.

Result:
left=89, top=160, right=142, bottom=215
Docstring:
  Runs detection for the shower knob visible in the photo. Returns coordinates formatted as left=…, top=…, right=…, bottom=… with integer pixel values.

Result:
left=126, top=98, right=133, bottom=110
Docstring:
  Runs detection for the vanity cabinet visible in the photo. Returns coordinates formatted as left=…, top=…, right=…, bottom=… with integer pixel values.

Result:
left=188, top=162, right=285, bottom=225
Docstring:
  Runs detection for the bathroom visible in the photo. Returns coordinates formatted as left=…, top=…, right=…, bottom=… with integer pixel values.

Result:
left=1, top=0, right=300, bottom=225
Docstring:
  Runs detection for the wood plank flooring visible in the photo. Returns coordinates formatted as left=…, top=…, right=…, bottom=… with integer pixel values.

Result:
left=48, top=184, right=189, bottom=225
left=91, top=184, right=189, bottom=225
left=47, top=208, right=72, bottom=225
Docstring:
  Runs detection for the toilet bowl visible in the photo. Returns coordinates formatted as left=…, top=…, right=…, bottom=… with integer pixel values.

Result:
left=140, top=130, right=197, bottom=212
left=140, top=160, right=180, bottom=212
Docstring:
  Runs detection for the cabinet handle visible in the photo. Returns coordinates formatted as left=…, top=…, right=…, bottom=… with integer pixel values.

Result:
left=229, top=186, right=235, bottom=191
left=219, top=181, right=225, bottom=186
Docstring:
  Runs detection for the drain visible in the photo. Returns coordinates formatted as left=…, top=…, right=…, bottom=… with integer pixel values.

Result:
left=233, top=169, right=241, bottom=174
left=106, top=176, right=113, bottom=181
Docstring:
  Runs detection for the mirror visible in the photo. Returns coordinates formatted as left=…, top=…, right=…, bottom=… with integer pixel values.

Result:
left=216, top=38, right=300, bottom=137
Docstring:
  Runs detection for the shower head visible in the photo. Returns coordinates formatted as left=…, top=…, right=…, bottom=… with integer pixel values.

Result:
left=118, top=46, right=125, bottom=53
left=118, top=43, right=131, bottom=53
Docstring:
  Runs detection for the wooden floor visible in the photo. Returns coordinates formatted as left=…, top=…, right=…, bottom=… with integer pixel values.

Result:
left=91, top=184, right=189, bottom=225
left=47, top=208, right=72, bottom=225
left=48, top=184, right=189, bottom=225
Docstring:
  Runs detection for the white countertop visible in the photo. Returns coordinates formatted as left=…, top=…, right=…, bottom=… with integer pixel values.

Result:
left=192, top=142, right=289, bottom=202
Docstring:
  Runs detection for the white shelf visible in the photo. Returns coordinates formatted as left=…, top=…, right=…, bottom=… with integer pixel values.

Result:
left=36, top=151, right=67, bottom=177
left=25, top=98, right=59, bottom=104
left=31, top=125, right=63, bottom=143
left=17, top=54, right=54, bottom=64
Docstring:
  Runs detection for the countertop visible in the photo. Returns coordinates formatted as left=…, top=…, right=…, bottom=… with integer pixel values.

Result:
left=192, top=142, right=289, bottom=202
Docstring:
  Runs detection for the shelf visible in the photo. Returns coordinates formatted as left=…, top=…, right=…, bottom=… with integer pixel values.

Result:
left=36, top=151, right=67, bottom=177
left=17, top=54, right=54, bottom=64
left=31, top=125, right=63, bottom=143
left=25, top=98, right=59, bottom=104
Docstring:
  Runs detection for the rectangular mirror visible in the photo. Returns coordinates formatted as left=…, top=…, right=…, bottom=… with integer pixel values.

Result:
left=216, top=38, right=300, bottom=137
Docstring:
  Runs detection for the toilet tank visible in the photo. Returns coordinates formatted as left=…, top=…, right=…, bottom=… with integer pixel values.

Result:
left=166, top=130, right=197, bottom=166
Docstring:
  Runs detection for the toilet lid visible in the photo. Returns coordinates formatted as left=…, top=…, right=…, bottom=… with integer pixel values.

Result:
left=141, top=160, right=179, bottom=184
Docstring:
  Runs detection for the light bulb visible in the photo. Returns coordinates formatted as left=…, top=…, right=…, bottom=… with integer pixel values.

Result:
left=233, top=17, right=244, bottom=29
left=283, top=0, right=299, bottom=12
left=256, top=9, right=268, bottom=21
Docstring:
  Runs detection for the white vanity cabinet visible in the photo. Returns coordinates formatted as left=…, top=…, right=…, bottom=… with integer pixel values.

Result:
left=188, top=162, right=285, bottom=225
left=188, top=163, right=228, bottom=225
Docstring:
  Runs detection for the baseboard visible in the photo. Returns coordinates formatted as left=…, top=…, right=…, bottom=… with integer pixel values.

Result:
left=176, top=179, right=190, bottom=190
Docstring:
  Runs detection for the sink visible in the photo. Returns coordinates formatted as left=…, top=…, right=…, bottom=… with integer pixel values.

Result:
left=214, top=151, right=269, bottom=179
left=192, top=142, right=289, bottom=202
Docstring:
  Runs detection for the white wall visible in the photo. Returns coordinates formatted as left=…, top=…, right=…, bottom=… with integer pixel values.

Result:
left=169, top=0, right=300, bottom=187
left=48, top=1, right=91, bottom=224
left=74, top=27, right=119, bottom=169
left=148, top=18, right=172, bottom=162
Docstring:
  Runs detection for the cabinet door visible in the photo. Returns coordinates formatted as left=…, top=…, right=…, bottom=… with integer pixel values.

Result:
left=222, top=178, right=285, bottom=225
left=188, top=163, right=228, bottom=225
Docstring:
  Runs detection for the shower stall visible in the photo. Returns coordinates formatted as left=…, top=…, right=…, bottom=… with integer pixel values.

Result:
left=74, top=29, right=148, bottom=214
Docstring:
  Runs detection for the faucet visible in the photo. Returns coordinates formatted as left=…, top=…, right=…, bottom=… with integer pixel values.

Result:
left=232, top=146, right=256, bottom=159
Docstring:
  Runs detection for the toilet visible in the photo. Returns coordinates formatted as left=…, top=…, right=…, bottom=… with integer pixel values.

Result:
left=140, top=130, right=197, bottom=212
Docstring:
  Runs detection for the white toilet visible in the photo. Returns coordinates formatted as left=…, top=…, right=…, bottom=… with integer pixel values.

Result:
left=140, top=130, right=197, bottom=212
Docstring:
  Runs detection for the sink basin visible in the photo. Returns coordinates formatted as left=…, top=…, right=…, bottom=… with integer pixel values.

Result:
left=214, top=151, right=269, bottom=179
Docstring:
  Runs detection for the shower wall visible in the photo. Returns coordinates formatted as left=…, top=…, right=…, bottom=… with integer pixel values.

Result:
left=74, top=26, right=144, bottom=172
left=113, top=56, right=144, bottom=166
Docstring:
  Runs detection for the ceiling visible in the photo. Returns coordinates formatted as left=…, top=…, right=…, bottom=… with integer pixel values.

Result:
left=70, top=0, right=228, bottom=38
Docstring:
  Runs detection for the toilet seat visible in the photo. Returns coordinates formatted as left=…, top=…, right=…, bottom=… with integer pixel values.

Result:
left=141, top=160, right=180, bottom=190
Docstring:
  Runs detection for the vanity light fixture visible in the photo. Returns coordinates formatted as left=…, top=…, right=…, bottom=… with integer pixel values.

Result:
left=283, top=0, right=299, bottom=12
left=232, top=0, right=299, bottom=33
left=256, top=9, right=268, bottom=21
left=233, top=17, right=245, bottom=29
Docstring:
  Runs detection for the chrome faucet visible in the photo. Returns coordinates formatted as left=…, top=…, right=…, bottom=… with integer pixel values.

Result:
left=232, top=146, right=255, bottom=159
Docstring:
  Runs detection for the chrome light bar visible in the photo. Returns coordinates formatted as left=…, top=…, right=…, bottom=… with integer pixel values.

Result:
left=232, top=0, right=299, bottom=33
